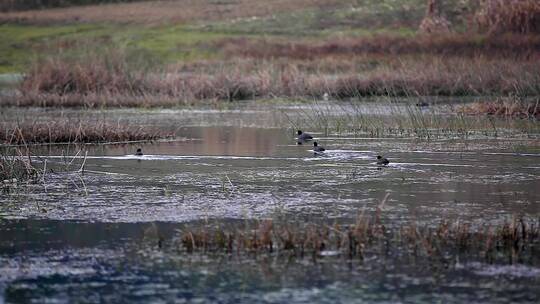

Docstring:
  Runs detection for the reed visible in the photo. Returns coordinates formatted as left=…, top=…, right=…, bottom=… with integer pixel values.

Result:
left=458, top=98, right=540, bottom=118
left=7, top=55, right=540, bottom=108
left=0, top=120, right=167, bottom=145
left=284, top=99, right=539, bottom=139
left=0, top=147, right=41, bottom=182
left=175, top=213, right=540, bottom=265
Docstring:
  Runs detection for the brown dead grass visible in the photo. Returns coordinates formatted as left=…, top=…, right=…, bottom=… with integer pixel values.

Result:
left=7, top=54, right=540, bottom=107
left=5, top=32, right=540, bottom=107
left=0, top=0, right=347, bottom=24
left=0, top=148, right=41, bottom=181
left=219, top=34, right=540, bottom=60
left=176, top=214, right=540, bottom=265
left=475, top=0, right=540, bottom=34
left=0, top=120, right=167, bottom=144
left=459, top=98, right=540, bottom=118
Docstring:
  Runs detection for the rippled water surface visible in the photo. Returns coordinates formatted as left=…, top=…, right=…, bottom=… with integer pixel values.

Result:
left=1, top=102, right=539, bottom=303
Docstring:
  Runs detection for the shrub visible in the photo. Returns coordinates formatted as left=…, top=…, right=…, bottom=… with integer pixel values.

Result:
left=475, top=0, right=540, bottom=34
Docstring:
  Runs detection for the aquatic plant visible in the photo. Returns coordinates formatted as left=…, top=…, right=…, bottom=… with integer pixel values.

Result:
left=175, top=212, right=540, bottom=266
left=284, top=98, right=539, bottom=140
left=0, top=120, right=167, bottom=145
left=458, top=98, right=540, bottom=118
left=0, top=148, right=41, bottom=182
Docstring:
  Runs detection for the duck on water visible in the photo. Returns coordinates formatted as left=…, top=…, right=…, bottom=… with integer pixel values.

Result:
left=313, top=142, right=325, bottom=153
left=297, top=130, right=313, bottom=142
left=376, top=155, right=389, bottom=165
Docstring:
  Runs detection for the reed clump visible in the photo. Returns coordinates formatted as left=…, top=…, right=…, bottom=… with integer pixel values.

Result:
left=459, top=98, right=540, bottom=118
left=20, top=54, right=147, bottom=96
left=176, top=214, right=540, bottom=265
left=0, top=148, right=41, bottom=182
left=8, top=55, right=540, bottom=107
left=0, top=120, right=166, bottom=145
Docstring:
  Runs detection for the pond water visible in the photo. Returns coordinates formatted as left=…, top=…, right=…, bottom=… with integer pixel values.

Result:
left=1, top=102, right=539, bottom=303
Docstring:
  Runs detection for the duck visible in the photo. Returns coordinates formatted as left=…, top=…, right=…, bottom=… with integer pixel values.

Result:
left=313, top=142, right=325, bottom=153
left=297, top=130, right=313, bottom=142
left=135, top=148, right=143, bottom=156
left=376, top=155, right=389, bottom=165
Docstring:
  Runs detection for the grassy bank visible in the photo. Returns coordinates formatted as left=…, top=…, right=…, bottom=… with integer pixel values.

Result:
left=0, top=23, right=232, bottom=73
left=6, top=48, right=539, bottom=107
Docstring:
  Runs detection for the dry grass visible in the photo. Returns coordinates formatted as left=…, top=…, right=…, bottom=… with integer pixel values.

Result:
left=19, top=54, right=147, bottom=95
left=0, top=0, right=346, bottom=24
left=219, top=34, right=540, bottom=59
left=0, top=148, right=41, bottom=181
left=459, top=98, right=540, bottom=118
left=4, top=30, right=539, bottom=107
left=175, top=213, right=540, bottom=265
left=0, top=120, right=167, bottom=145
left=475, top=0, right=540, bottom=34
left=6, top=54, right=540, bottom=107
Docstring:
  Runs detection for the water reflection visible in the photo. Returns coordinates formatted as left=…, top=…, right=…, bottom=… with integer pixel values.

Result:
left=1, top=104, right=539, bottom=303
left=0, top=126, right=537, bottom=223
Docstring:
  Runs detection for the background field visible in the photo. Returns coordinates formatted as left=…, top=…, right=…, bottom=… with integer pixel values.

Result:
left=0, top=0, right=468, bottom=73
left=0, top=0, right=539, bottom=108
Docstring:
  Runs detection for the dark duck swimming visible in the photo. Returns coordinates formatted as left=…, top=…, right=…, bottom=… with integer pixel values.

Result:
left=297, top=130, right=313, bottom=141
left=313, top=142, right=325, bottom=153
left=376, top=155, right=389, bottom=165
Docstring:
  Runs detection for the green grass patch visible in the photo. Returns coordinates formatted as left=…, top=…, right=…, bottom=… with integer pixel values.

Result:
left=0, top=0, right=477, bottom=72
left=0, top=23, right=103, bottom=72
left=123, top=26, right=231, bottom=62
left=195, top=0, right=426, bottom=36
left=0, top=23, right=234, bottom=73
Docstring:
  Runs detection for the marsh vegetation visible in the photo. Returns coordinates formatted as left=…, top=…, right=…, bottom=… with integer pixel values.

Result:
left=0, top=0, right=539, bottom=112
left=177, top=209, right=540, bottom=266
left=0, top=119, right=167, bottom=145
left=0, top=0, right=539, bottom=303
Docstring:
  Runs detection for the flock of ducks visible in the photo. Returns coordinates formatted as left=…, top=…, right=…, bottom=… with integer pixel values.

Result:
left=297, top=130, right=389, bottom=165
left=134, top=130, right=390, bottom=166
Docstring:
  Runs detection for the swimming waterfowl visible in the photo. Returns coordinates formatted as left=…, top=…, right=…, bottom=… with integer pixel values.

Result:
left=297, top=130, right=313, bottom=141
left=135, top=148, right=143, bottom=156
left=313, top=142, right=325, bottom=153
left=376, top=155, right=389, bottom=165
